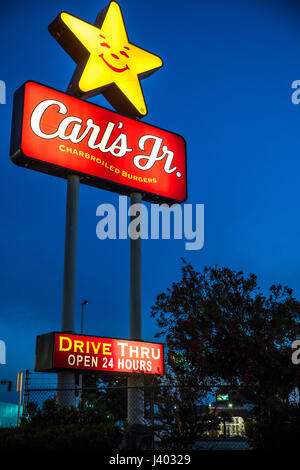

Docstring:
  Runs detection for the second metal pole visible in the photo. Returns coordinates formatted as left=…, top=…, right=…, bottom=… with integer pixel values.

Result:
left=130, top=192, right=142, bottom=340
left=128, top=192, right=144, bottom=425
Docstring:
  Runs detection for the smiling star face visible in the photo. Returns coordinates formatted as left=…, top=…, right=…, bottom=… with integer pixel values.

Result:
left=98, top=35, right=130, bottom=73
left=49, top=2, right=163, bottom=118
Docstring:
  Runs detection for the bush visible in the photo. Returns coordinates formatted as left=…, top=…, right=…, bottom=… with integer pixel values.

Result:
left=0, top=398, right=122, bottom=451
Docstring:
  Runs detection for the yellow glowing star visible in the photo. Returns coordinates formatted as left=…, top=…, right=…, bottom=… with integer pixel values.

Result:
left=49, top=1, right=163, bottom=118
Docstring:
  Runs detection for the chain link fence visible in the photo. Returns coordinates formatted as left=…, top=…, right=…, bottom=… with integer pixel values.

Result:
left=21, top=371, right=250, bottom=450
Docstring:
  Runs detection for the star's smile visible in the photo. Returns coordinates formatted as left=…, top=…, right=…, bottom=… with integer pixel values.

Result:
left=99, top=53, right=130, bottom=73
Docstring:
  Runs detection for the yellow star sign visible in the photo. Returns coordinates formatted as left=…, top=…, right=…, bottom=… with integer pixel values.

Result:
left=49, top=1, right=163, bottom=119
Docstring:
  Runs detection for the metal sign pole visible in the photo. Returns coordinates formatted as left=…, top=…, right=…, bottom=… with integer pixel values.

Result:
left=22, top=369, right=30, bottom=418
left=57, top=174, right=80, bottom=406
left=127, top=192, right=144, bottom=425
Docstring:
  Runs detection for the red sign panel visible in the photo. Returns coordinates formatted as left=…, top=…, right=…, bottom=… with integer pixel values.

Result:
left=35, top=332, right=164, bottom=375
left=10, top=81, right=187, bottom=204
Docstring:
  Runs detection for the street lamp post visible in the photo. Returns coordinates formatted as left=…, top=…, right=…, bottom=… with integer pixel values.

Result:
left=79, top=300, right=88, bottom=400
left=81, top=300, right=88, bottom=335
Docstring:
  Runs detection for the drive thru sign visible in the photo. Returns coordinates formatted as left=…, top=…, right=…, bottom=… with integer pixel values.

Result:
left=35, top=332, right=164, bottom=375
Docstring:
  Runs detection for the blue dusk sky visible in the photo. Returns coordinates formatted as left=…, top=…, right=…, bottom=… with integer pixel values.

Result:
left=1, top=0, right=300, bottom=402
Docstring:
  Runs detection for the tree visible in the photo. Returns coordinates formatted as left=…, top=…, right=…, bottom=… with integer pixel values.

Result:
left=150, top=260, right=300, bottom=448
left=151, top=381, right=220, bottom=450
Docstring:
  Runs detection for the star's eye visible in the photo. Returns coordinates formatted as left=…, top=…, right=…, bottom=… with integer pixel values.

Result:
left=120, top=51, right=129, bottom=59
left=100, top=42, right=110, bottom=48
left=111, top=53, right=119, bottom=59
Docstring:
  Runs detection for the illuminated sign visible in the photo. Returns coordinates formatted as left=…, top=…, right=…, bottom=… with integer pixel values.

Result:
left=10, top=81, right=186, bottom=204
left=48, top=1, right=163, bottom=119
left=217, top=394, right=229, bottom=402
left=35, top=332, right=164, bottom=375
left=10, top=4, right=186, bottom=203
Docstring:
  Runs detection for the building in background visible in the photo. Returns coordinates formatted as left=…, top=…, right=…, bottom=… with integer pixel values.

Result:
left=208, top=392, right=251, bottom=438
left=0, top=402, right=21, bottom=428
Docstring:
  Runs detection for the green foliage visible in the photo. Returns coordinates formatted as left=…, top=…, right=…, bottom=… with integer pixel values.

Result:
left=0, top=398, right=122, bottom=451
left=0, top=423, right=121, bottom=451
